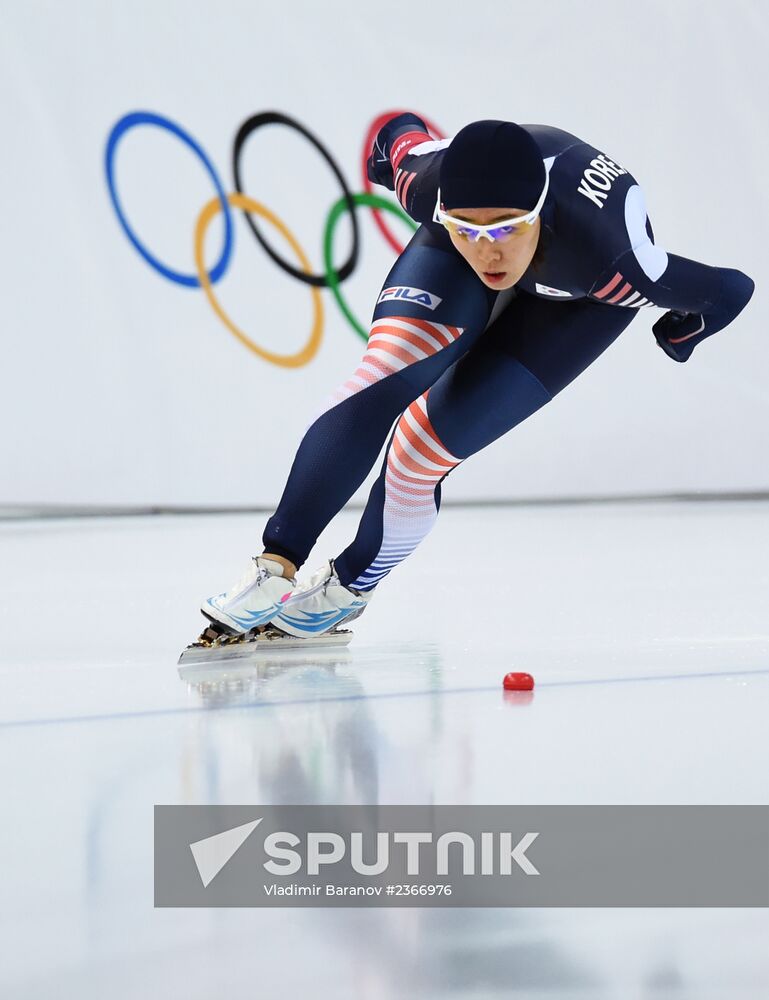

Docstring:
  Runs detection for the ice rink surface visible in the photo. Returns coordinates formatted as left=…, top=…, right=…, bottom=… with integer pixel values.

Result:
left=1, top=499, right=767, bottom=999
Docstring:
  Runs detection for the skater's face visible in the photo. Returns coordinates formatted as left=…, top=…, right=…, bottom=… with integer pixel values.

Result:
left=444, top=207, right=541, bottom=290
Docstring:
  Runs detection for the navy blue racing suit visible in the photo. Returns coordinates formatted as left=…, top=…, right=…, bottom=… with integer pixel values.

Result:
left=262, top=118, right=755, bottom=590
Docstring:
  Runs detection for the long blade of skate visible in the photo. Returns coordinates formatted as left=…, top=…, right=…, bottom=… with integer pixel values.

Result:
left=177, top=627, right=354, bottom=668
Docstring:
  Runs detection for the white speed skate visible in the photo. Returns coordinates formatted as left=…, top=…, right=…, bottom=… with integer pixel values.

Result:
left=179, top=557, right=367, bottom=668
left=271, top=560, right=374, bottom=638
left=201, top=556, right=295, bottom=635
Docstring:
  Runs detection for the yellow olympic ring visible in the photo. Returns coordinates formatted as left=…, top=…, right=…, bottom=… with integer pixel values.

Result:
left=194, top=192, right=324, bottom=368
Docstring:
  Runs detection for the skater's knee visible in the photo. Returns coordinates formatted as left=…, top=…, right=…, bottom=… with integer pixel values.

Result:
left=394, top=394, right=463, bottom=470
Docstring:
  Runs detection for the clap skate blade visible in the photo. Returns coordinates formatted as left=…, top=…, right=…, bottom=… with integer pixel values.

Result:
left=178, top=621, right=354, bottom=667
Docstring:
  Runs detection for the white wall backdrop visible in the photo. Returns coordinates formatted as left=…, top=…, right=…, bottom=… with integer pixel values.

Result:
left=1, top=0, right=766, bottom=506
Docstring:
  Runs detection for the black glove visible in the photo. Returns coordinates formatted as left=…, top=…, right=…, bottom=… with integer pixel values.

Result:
left=366, top=112, right=430, bottom=190
left=652, top=310, right=696, bottom=363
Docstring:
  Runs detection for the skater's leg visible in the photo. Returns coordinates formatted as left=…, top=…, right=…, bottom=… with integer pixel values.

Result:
left=202, top=225, right=498, bottom=634
left=261, top=224, right=497, bottom=571
left=333, top=293, right=637, bottom=589
left=330, top=393, right=462, bottom=590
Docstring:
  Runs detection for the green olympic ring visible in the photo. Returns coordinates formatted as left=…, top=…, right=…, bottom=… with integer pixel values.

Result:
left=324, top=193, right=418, bottom=342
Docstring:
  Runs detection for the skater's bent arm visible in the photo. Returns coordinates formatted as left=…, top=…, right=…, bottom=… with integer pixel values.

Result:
left=366, top=112, right=446, bottom=224
left=589, top=245, right=755, bottom=343
left=582, top=178, right=755, bottom=348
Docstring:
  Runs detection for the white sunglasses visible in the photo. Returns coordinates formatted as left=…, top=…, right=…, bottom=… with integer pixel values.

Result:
left=432, top=171, right=550, bottom=242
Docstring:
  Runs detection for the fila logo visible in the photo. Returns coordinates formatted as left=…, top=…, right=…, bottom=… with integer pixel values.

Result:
left=535, top=283, right=573, bottom=297
left=577, top=152, right=628, bottom=208
left=377, top=286, right=443, bottom=310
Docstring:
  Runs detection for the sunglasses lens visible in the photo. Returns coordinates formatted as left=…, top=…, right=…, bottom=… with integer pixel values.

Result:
left=444, top=220, right=477, bottom=240
left=488, top=223, right=525, bottom=240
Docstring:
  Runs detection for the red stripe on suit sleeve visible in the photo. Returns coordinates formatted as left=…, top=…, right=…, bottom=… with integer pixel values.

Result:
left=390, top=130, right=432, bottom=171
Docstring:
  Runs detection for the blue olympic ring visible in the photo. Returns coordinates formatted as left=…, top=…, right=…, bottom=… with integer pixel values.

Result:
left=104, top=111, right=234, bottom=288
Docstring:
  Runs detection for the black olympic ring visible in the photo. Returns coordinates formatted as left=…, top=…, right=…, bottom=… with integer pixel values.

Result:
left=232, top=111, right=360, bottom=288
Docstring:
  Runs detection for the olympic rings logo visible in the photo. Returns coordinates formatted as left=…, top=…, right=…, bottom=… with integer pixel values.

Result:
left=104, top=110, right=445, bottom=368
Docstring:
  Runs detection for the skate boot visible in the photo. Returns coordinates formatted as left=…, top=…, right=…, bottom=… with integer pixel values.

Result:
left=201, top=556, right=296, bottom=634
left=271, top=560, right=374, bottom=637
